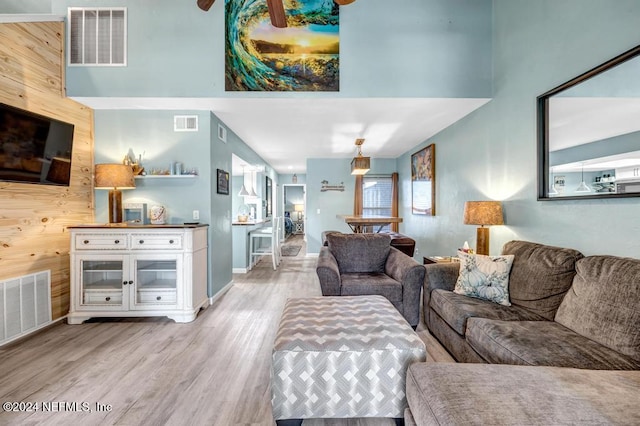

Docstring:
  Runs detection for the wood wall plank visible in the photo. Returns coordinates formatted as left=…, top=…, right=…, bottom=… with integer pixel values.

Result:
left=0, top=21, right=94, bottom=320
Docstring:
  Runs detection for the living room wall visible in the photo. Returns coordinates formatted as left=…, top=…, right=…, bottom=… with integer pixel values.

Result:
left=0, top=21, right=94, bottom=319
left=399, top=0, right=640, bottom=258
left=51, top=0, right=492, bottom=100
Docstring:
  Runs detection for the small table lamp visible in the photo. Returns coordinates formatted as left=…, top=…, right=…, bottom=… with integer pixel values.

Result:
left=294, top=204, right=304, bottom=221
left=95, top=164, right=136, bottom=223
left=463, top=201, right=504, bottom=255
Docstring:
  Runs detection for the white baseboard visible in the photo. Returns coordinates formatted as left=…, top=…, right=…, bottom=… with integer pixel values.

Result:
left=209, top=280, right=234, bottom=305
left=305, top=252, right=319, bottom=257
left=232, top=267, right=249, bottom=274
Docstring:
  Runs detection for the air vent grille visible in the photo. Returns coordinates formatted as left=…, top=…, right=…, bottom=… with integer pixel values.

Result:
left=68, top=7, right=127, bottom=66
left=174, top=115, right=198, bottom=132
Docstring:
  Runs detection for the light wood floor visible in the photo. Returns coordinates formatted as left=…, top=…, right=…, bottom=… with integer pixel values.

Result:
left=0, top=235, right=453, bottom=426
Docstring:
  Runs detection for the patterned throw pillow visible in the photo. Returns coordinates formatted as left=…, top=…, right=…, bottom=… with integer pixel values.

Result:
left=454, top=251, right=515, bottom=306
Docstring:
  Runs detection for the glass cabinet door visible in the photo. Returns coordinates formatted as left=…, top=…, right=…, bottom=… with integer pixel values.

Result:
left=134, top=258, right=178, bottom=307
left=80, top=259, right=124, bottom=306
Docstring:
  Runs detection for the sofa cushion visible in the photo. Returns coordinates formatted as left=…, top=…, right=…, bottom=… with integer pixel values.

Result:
left=454, top=251, right=514, bottom=306
left=326, top=233, right=391, bottom=274
left=340, top=272, right=402, bottom=302
left=466, top=318, right=640, bottom=370
left=501, top=240, right=584, bottom=320
left=405, top=363, right=640, bottom=426
left=555, top=255, right=640, bottom=362
left=430, top=289, right=545, bottom=336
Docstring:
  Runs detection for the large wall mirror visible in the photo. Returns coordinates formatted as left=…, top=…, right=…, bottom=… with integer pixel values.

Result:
left=538, top=44, right=640, bottom=200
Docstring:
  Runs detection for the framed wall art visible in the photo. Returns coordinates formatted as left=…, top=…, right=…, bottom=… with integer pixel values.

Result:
left=411, top=144, right=435, bottom=216
left=265, top=175, right=273, bottom=217
left=225, top=0, right=339, bottom=92
left=217, top=169, right=230, bottom=195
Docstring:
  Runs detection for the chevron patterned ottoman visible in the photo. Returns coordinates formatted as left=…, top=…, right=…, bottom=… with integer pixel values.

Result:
left=271, top=295, right=426, bottom=425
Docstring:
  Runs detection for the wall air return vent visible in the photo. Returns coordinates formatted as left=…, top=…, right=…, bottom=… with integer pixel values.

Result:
left=174, top=115, right=199, bottom=132
left=68, top=7, right=127, bottom=66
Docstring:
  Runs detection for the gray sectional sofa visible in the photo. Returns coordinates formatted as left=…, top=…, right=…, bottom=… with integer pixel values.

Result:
left=423, top=240, right=640, bottom=369
left=405, top=240, right=640, bottom=425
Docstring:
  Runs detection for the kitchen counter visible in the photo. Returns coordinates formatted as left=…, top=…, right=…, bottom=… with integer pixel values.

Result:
left=232, top=219, right=269, bottom=226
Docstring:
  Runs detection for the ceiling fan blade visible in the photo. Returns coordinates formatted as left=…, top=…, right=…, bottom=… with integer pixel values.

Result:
left=197, top=0, right=215, bottom=12
left=334, top=0, right=356, bottom=5
left=266, top=0, right=287, bottom=28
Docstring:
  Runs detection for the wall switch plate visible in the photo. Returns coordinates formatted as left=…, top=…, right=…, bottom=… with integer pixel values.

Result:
left=193, top=210, right=200, bottom=220
left=317, top=209, right=320, bottom=214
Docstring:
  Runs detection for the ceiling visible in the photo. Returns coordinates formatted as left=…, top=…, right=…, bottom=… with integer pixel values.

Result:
left=73, top=97, right=490, bottom=174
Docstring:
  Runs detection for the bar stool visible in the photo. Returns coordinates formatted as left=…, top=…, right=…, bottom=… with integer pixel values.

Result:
left=249, top=217, right=281, bottom=270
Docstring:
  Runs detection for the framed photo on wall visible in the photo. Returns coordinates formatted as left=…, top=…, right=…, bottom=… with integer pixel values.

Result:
left=217, top=169, right=229, bottom=195
left=265, top=176, right=273, bottom=217
left=411, top=144, right=435, bottom=215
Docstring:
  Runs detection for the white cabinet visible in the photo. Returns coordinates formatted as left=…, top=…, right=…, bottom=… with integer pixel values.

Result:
left=68, top=225, right=208, bottom=324
left=615, top=166, right=640, bottom=181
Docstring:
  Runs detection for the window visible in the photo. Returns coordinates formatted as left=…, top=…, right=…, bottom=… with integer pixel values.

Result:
left=68, top=8, right=126, bottom=66
left=362, top=175, right=393, bottom=232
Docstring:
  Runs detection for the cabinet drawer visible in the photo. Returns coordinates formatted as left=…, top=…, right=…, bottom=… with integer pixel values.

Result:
left=75, top=234, right=128, bottom=250
left=137, top=289, right=177, bottom=304
left=83, top=289, right=123, bottom=305
left=131, top=234, right=183, bottom=250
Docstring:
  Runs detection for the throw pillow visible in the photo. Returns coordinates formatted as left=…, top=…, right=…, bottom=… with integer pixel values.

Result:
left=454, top=251, right=515, bottom=306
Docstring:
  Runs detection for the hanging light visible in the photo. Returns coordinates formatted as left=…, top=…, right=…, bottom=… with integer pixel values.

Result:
left=238, top=165, right=249, bottom=196
left=575, top=163, right=591, bottom=193
left=248, top=170, right=258, bottom=197
left=350, top=138, right=370, bottom=175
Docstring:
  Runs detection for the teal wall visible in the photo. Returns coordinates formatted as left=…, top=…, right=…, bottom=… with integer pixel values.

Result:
left=398, top=0, right=640, bottom=258
left=93, top=110, right=275, bottom=296
left=306, top=158, right=397, bottom=253
left=47, top=0, right=491, bottom=99
left=0, top=1, right=51, bottom=13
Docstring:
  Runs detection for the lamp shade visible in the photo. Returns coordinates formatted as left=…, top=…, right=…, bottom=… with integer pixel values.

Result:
left=95, top=164, right=135, bottom=189
left=294, top=204, right=304, bottom=212
left=351, top=156, right=370, bottom=175
left=463, top=201, right=504, bottom=226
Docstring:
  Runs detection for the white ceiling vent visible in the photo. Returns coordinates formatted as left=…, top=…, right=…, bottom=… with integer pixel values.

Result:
left=174, top=115, right=198, bottom=132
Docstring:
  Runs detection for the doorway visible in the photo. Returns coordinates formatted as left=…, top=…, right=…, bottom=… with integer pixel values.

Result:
left=282, top=184, right=306, bottom=242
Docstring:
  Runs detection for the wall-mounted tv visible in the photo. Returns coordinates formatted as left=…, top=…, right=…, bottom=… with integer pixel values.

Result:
left=0, top=102, right=75, bottom=186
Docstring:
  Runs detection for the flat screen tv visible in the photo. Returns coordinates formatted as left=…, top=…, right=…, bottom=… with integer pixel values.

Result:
left=0, top=102, right=75, bottom=186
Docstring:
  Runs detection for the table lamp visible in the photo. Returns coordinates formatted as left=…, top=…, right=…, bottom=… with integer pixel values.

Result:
left=463, top=201, right=504, bottom=255
left=294, top=204, right=304, bottom=221
left=95, top=164, right=136, bottom=223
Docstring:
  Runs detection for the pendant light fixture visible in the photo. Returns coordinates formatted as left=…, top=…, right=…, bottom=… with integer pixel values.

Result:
left=248, top=170, right=258, bottom=197
left=238, top=165, right=250, bottom=196
left=350, top=138, right=370, bottom=175
left=575, top=163, right=591, bottom=193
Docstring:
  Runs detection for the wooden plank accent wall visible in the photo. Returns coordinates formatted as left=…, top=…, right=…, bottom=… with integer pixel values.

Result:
left=0, top=21, right=94, bottom=320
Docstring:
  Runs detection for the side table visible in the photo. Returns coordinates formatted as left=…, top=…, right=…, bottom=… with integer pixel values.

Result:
left=423, top=256, right=459, bottom=265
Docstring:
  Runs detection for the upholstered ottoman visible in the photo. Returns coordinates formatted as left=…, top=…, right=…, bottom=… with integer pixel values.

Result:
left=271, top=295, right=426, bottom=425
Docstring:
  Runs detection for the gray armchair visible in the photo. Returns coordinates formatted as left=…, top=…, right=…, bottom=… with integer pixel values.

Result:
left=316, top=233, right=425, bottom=328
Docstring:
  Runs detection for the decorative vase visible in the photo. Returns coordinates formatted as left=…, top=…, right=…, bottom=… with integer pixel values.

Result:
left=150, top=205, right=167, bottom=225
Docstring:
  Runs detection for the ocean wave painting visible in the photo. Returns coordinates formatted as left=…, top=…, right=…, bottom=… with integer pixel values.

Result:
left=225, top=0, right=339, bottom=91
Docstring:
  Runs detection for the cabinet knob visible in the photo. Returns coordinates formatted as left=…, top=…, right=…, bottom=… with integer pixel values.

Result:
left=139, top=240, right=144, bottom=244
left=83, top=240, right=89, bottom=244
left=169, top=240, right=174, bottom=244
left=156, top=296, right=162, bottom=301
left=105, top=297, right=111, bottom=302
left=114, top=240, right=120, bottom=244
left=128, top=280, right=134, bottom=285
